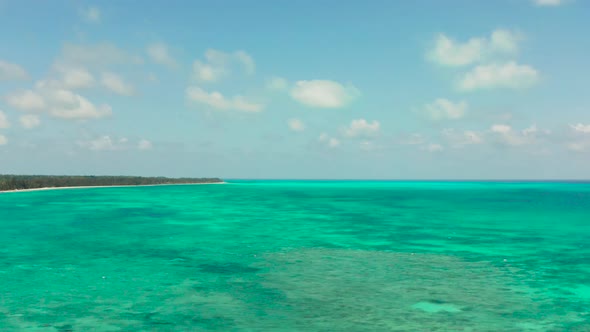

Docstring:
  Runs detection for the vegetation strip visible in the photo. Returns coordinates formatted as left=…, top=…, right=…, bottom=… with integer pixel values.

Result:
left=0, top=175, right=223, bottom=191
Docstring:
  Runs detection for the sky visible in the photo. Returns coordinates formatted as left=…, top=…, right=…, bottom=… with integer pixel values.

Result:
left=0, top=0, right=589, bottom=179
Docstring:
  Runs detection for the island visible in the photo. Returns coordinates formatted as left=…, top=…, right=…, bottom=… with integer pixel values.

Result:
left=0, top=175, right=224, bottom=192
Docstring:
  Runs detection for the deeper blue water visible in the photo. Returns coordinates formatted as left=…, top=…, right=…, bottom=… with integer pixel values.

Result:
left=1, top=180, right=590, bottom=331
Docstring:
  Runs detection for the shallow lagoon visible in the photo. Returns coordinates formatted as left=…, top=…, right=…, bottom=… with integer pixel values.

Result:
left=1, top=181, right=589, bottom=331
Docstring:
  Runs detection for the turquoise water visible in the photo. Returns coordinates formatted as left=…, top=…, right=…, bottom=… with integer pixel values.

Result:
left=1, top=181, right=590, bottom=331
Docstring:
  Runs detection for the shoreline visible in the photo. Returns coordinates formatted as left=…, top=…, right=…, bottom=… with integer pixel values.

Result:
left=0, top=182, right=227, bottom=194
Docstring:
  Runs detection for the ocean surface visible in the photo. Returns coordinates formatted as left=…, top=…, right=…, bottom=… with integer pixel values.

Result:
left=1, top=180, right=590, bottom=331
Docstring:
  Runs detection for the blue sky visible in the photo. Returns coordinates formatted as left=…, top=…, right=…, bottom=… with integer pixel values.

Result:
left=0, top=0, right=589, bottom=179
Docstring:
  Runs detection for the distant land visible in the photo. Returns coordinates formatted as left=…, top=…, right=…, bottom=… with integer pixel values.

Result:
left=0, top=175, right=224, bottom=192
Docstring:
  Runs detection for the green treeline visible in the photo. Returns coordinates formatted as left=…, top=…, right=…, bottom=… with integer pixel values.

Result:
left=0, top=175, right=223, bottom=191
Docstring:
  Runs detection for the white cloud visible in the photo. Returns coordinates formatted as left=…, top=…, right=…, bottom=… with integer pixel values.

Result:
left=192, top=49, right=255, bottom=82
left=291, top=80, right=360, bottom=108
left=234, top=50, right=255, bottom=74
left=424, top=143, right=444, bottom=152
left=193, top=61, right=221, bottom=82
left=186, top=86, right=264, bottom=112
left=79, top=136, right=118, bottom=151
left=288, top=118, right=305, bottom=132
left=0, top=135, right=7, bottom=146
left=138, top=139, right=153, bottom=150
left=147, top=73, right=159, bottom=83
left=567, top=123, right=590, bottom=151
left=422, top=98, right=467, bottom=120
left=54, top=65, right=95, bottom=89
left=491, top=124, right=512, bottom=134
left=570, top=123, right=590, bottom=133
left=441, top=129, right=483, bottom=148
left=80, top=6, right=100, bottom=23
left=566, top=142, right=589, bottom=152
left=0, top=111, right=10, bottom=128
left=319, top=133, right=340, bottom=148
left=60, top=42, right=142, bottom=67
left=522, top=125, right=540, bottom=136
left=6, top=84, right=111, bottom=121
left=343, top=119, right=380, bottom=138
left=464, top=130, right=483, bottom=144
left=399, top=133, right=427, bottom=145
left=267, top=76, right=289, bottom=91
left=5, top=90, right=46, bottom=111
left=101, top=72, right=135, bottom=96
left=28, top=65, right=94, bottom=92
left=490, top=29, right=521, bottom=54
left=45, top=89, right=112, bottom=120
left=79, top=136, right=154, bottom=151
left=458, top=62, right=539, bottom=91
left=0, top=60, right=29, bottom=81
left=428, top=34, right=484, bottom=67
left=147, top=43, right=177, bottom=68
left=359, top=140, right=379, bottom=151
left=428, top=29, right=522, bottom=67
left=19, top=114, right=41, bottom=129
left=490, top=124, right=549, bottom=146
left=205, top=49, right=230, bottom=64
left=533, top=0, right=564, bottom=6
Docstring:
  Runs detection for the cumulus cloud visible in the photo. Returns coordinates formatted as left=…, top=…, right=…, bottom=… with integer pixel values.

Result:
left=45, top=89, right=112, bottom=120
left=359, top=140, right=380, bottom=151
left=0, top=135, right=7, bottom=146
left=533, top=0, right=564, bottom=6
left=427, top=29, right=522, bottom=67
left=186, top=86, right=264, bottom=112
left=424, top=143, right=444, bottom=152
left=6, top=82, right=111, bottom=121
left=146, top=73, right=159, bottom=83
left=291, top=80, right=360, bottom=108
left=192, top=49, right=255, bottom=82
left=193, top=61, right=220, bottom=82
left=19, top=114, right=41, bottom=129
left=5, top=90, right=46, bottom=111
left=398, top=133, right=427, bottom=145
left=441, top=129, right=483, bottom=148
left=267, top=77, right=289, bottom=91
left=138, top=139, right=153, bottom=150
left=490, top=124, right=549, bottom=146
left=428, top=34, right=484, bottom=67
left=566, top=123, right=590, bottom=151
left=288, top=118, right=305, bottom=132
left=60, top=42, right=142, bottom=67
left=0, top=60, right=29, bottom=81
left=566, top=142, right=589, bottom=152
left=491, top=124, right=512, bottom=134
left=490, top=29, right=521, bottom=54
left=234, top=51, right=255, bottom=74
left=422, top=98, right=467, bottom=120
left=147, top=43, right=177, bottom=68
left=101, top=72, right=135, bottom=96
left=78, top=136, right=149, bottom=151
left=0, top=111, right=10, bottom=129
left=78, top=136, right=118, bottom=151
left=53, top=64, right=95, bottom=89
left=80, top=6, right=100, bottom=23
left=342, top=119, right=380, bottom=138
left=570, top=123, right=590, bottom=133
left=457, top=62, right=539, bottom=91
left=319, top=133, right=340, bottom=148
left=398, top=134, right=442, bottom=152
left=32, top=44, right=140, bottom=99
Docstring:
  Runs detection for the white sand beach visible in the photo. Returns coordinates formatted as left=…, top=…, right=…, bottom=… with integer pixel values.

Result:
left=0, top=182, right=227, bottom=194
